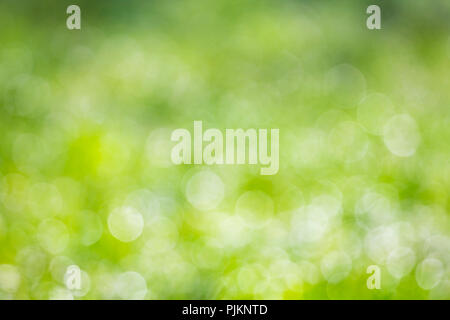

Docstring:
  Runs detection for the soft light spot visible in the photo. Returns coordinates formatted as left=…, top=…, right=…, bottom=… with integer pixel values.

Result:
left=329, top=121, right=369, bottom=163
left=144, top=217, right=178, bottom=254
left=237, top=264, right=265, bottom=294
left=49, top=286, right=74, bottom=300
left=415, top=258, right=444, bottom=290
left=146, top=128, right=174, bottom=168
left=324, top=64, right=366, bottom=109
left=299, top=261, right=320, bottom=285
left=357, top=93, right=396, bottom=135
left=311, top=194, right=341, bottom=218
left=16, top=246, right=48, bottom=280
left=423, top=235, right=450, bottom=262
left=37, top=219, right=69, bottom=254
left=186, top=170, right=224, bottom=211
left=1, top=173, right=29, bottom=213
left=365, top=226, right=399, bottom=264
left=108, top=206, right=144, bottom=242
left=253, top=279, right=285, bottom=300
left=386, top=247, right=416, bottom=278
left=0, top=213, right=6, bottom=239
left=278, top=185, right=304, bottom=212
left=383, top=114, right=420, bottom=157
left=320, top=251, right=352, bottom=283
left=99, top=133, right=133, bottom=176
left=235, top=190, right=274, bottom=228
left=125, top=189, right=161, bottom=222
left=291, top=128, right=326, bottom=166
left=50, top=256, right=73, bottom=283
left=214, top=214, right=250, bottom=248
left=78, top=210, right=103, bottom=246
left=190, top=243, right=223, bottom=270
left=430, top=280, right=450, bottom=300
left=27, top=183, right=63, bottom=219
left=0, top=265, right=21, bottom=293
left=355, top=192, right=393, bottom=228
left=116, top=271, right=148, bottom=300
left=291, top=206, right=329, bottom=244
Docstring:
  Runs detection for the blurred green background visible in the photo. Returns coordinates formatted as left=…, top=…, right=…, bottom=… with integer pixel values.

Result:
left=0, top=0, right=449, bottom=299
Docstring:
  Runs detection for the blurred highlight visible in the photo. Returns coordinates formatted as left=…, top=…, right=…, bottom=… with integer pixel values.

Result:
left=0, top=0, right=449, bottom=299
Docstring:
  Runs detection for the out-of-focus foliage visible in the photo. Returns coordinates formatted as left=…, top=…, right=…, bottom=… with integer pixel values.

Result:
left=0, top=0, right=449, bottom=299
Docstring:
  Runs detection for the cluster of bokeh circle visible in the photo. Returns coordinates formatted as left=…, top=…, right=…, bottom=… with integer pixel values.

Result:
left=0, top=0, right=449, bottom=300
